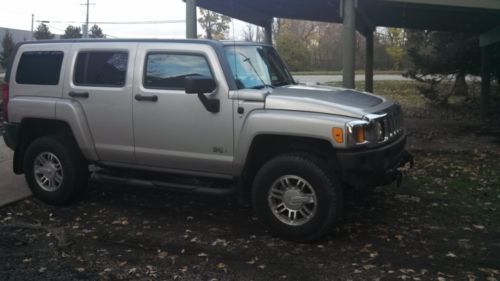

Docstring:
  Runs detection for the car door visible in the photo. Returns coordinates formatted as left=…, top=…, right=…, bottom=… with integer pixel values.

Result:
left=63, top=43, right=137, bottom=163
left=133, top=43, right=234, bottom=175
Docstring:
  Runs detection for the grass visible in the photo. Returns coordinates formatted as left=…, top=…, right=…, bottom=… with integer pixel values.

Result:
left=291, top=70, right=404, bottom=76
left=402, top=151, right=500, bottom=230
left=327, top=80, right=489, bottom=120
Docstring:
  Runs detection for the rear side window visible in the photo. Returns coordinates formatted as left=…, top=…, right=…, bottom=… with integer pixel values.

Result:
left=144, top=53, right=213, bottom=90
left=16, top=51, right=64, bottom=85
left=74, top=51, right=128, bottom=87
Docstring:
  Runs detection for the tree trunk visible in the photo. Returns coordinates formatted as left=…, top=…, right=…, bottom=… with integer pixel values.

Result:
left=451, top=71, right=468, bottom=98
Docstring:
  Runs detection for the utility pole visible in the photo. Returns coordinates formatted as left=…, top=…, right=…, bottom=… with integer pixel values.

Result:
left=31, top=14, right=34, bottom=40
left=81, top=0, right=94, bottom=38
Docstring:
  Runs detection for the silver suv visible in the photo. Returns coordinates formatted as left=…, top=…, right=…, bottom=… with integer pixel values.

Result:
left=2, top=39, right=412, bottom=241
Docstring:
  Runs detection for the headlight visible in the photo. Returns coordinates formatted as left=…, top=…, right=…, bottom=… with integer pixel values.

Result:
left=346, top=120, right=369, bottom=146
left=346, top=114, right=387, bottom=146
left=373, top=120, right=384, bottom=142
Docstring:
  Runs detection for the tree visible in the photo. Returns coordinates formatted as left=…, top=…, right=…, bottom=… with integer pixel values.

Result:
left=198, top=8, right=231, bottom=40
left=62, top=25, right=82, bottom=39
left=276, top=32, right=310, bottom=71
left=89, top=24, right=105, bottom=38
left=384, top=28, right=407, bottom=70
left=405, top=30, right=481, bottom=105
left=243, top=24, right=264, bottom=43
left=1, top=30, right=15, bottom=69
left=33, top=23, right=54, bottom=40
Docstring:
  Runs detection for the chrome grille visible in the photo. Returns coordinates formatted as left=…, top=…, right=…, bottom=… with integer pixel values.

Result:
left=367, top=105, right=404, bottom=144
left=380, top=105, right=403, bottom=141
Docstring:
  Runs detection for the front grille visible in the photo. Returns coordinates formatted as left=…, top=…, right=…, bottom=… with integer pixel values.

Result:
left=373, top=104, right=404, bottom=143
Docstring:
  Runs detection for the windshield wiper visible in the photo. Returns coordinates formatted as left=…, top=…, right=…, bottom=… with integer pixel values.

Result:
left=250, top=84, right=274, bottom=89
left=238, top=52, right=271, bottom=90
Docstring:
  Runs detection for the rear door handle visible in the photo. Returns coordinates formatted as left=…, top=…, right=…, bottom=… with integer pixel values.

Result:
left=135, top=94, right=158, bottom=102
left=68, top=91, right=89, bottom=98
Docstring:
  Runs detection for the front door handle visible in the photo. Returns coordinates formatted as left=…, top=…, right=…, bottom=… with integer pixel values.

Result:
left=68, top=91, right=89, bottom=98
left=135, top=94, right=158, bottom=102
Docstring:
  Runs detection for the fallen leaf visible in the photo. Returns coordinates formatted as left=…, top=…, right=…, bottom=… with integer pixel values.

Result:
left=446, top=252, right=457, bottom=258
left=472, top=225, right=485, bottom=230
left=363, top=264, right=376, bottom=270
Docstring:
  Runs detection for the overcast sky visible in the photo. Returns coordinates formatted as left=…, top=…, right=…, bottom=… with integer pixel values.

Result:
left=0, top=0, right=248, bottom=39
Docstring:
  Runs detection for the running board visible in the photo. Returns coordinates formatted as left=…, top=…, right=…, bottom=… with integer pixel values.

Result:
left=92, top=172, right=235, bottom=196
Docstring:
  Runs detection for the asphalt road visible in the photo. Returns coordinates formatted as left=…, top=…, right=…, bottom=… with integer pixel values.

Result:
left=0, top=139, right=31, bottom=207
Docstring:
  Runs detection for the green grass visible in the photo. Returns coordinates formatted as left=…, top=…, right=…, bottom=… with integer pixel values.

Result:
left=291, top=70, right=404, bottom=76
left=327, top=80, right=486, bottom=120
left=403, top=152, right=500, bottom=230
left=328, top=80, right=426, bottom=108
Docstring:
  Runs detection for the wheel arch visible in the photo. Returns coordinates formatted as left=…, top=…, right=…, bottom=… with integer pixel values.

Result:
left=13, top=118, right=94, bottom=174
left=237, top=134, right=340, bottom=205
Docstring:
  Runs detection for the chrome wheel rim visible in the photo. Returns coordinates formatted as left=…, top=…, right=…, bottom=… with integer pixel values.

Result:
left=34, top=152, right=64, bottom=192
left=267, top=175, right=317, bottom=226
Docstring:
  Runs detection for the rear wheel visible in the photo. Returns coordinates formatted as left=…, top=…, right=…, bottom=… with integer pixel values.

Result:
left=252, top=153, right=343, bottom=242
left=23, top=136, right=89, bottom=205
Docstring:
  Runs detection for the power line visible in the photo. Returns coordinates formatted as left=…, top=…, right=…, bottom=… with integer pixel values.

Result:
left=39, top=20, right=185, bottom=25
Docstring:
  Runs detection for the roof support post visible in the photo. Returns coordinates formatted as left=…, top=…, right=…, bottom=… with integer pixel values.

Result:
left=480, top=45, right=492, bottom=120
left=365, top=30, right=374, bottom=93
left=264, top=19, right=273, bottom=45
left=342, top=0, right=356, bottom=89
left=185, top=0, right=197, bottom=39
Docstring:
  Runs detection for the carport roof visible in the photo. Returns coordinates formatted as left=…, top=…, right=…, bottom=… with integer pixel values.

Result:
left=196, top=0, right=500, bottom=33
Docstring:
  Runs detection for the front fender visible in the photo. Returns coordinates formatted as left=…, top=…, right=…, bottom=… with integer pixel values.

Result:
left=233, top=109, right=355, bottom=174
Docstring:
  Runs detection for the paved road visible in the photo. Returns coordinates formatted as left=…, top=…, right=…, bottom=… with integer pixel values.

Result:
left=293, top=74, right=410, bottom=84
left=0, top=139, right=31, bottom=206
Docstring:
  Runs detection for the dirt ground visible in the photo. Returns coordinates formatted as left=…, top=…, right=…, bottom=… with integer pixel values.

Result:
left=1, top=84, right=500, bottom=280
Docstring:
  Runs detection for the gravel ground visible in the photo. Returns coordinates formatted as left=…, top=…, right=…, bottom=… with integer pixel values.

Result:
left=1, top=102, right=499, bottom=280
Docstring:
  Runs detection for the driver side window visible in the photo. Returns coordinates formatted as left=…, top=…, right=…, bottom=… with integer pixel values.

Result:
left=143, top=53, right=213, bottom=90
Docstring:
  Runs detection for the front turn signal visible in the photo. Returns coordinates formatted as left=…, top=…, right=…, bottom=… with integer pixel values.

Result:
left=332, top=128, right=344, bottom=143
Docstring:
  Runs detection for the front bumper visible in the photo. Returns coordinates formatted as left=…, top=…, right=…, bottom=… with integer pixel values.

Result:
left=336, top=133, right=413, bottom=188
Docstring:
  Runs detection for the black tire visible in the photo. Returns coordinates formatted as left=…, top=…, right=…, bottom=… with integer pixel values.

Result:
left=23, top=136, right=89, bottom=205
left=252, top=153, right=343, bottom=242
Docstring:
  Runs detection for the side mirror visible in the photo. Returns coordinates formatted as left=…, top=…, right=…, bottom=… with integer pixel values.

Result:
left=185, top=76, right=216, bottom=94
left=184, top=76, right=219, bottom=113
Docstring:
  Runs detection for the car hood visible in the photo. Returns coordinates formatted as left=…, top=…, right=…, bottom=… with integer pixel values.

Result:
left=264, top=84, right=395, bottom=118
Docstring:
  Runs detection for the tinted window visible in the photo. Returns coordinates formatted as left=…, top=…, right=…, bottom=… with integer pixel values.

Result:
left=74, top=51, right=128, bottom=87
left=16, top=51, right=64, bottom=85
left=144, top=53, right=213, bottom=89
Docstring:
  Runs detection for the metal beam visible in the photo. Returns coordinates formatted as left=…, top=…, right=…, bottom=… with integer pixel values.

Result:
left=342, top=0, right=356, bottom=89
left=381, top=0, right=500, bottom=10
left=365, top=30, right=374, bottom=93
left=185, top=0, right=197, bottom=39
left=263, top=19, right=273, bottom=45
left=480, top=26, right=500, bottom=47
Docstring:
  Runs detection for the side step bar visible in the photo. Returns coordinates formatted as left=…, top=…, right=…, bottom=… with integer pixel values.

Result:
left=92, top=172, right=235, bottom=196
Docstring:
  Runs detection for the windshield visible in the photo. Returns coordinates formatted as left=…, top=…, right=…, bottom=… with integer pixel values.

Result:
left=224, top=45, right=295, bottom=90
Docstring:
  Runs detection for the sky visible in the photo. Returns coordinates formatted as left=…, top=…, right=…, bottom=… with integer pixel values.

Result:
left=0, top=0, right=248, bottom=39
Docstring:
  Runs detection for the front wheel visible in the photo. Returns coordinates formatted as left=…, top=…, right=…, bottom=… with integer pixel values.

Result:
left=252, top=153, right=343, bottom=242
left=23, top=136, right=89, bottom=205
